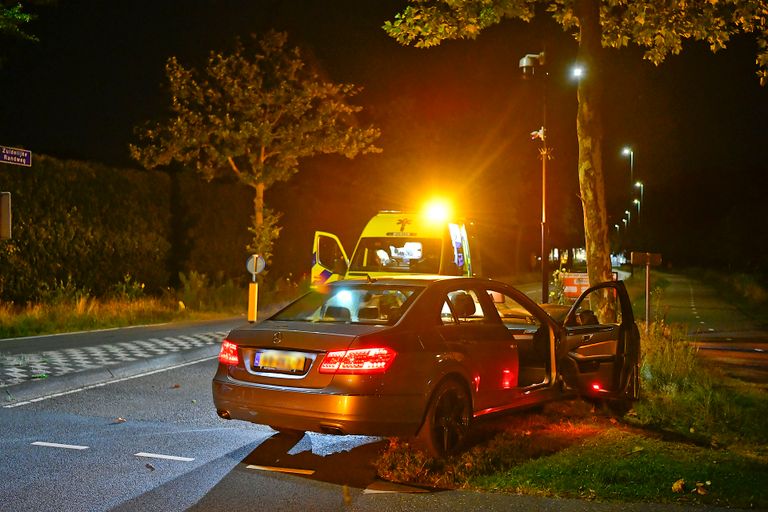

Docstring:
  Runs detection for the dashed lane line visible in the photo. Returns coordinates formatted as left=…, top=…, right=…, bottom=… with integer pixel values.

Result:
left=135, top=452, right=195, bottom=462
left=31, top=441, right=89, bottom=450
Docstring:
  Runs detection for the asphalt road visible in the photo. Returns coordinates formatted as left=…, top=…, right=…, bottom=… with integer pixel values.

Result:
left=0, top=355, right=737, bottom=512
left=630, top=271, right=768, bottom=382
left=0, top=275, right=763, bottom=511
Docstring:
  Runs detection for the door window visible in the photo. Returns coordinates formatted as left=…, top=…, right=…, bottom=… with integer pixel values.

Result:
left=441, top=290, right=498, bottom=324
left=567, top=287, right=623, bottom=327
left=486, top=290, right=541, bottom=330
left=317, top=235, right=345, bottom=269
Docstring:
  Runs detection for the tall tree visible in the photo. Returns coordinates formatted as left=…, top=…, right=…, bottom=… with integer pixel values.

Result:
left=131, top=31, right=380, bottom=261
left=385, top=0, right=768, bottom=296
left=0, top=2, right=33, bottom=39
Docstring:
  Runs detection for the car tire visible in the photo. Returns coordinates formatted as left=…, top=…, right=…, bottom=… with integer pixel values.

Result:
left=605, top=398, right=632, bottom=417
left=415, top=379, right=472, bottom=458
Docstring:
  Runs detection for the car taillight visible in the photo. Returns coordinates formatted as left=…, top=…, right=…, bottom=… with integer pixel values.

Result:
left=319, top=347, right=396, bottom=375
left=218, top=339, right=239, bottom=365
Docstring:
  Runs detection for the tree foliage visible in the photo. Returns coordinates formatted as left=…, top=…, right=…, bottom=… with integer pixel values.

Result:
left=0, top=2, right=33, bottom=40
left=385, top=1, right=768, bottom=84
left=385, top=0, right=768, bottom=297
left=131, top=30, right=381, bottom=261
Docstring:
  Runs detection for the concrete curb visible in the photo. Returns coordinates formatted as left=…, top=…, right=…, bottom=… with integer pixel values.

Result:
left=2, top=344, right=219, bottom=405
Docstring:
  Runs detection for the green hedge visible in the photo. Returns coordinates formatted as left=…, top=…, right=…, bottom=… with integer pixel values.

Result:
left=0, top=155, right=253, bottom=302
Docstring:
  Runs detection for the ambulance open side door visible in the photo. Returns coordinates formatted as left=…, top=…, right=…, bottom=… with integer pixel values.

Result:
left=311, top=231, right=349, bottom=287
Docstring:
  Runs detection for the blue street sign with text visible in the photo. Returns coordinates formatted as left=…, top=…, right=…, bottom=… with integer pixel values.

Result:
left=0, top=146, right=32, bottom=167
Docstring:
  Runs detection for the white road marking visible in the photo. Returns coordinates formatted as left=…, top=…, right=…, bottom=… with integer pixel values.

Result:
left=3, top=356, right=217, bottom=408
left=135, top=452, right=195, bottom=462
left=31, top=441, right=89, bottom=450
left=246, top=464, right=315, bottom=475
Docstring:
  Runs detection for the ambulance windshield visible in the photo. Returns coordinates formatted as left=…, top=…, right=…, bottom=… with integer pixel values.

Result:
left=350, top=237, right=441, bottom=274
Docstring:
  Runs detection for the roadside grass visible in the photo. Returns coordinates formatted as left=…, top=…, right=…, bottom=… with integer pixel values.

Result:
left=0, top=271, right=301, bottom=339
left=0, top=297, right=210, bottom=339
left=375, top=321, right=768, bottom=506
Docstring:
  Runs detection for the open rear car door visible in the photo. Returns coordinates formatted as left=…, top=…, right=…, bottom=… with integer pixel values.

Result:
left=311, top=231, right=349, bottom=287
left=558, top=281, right=640, bottom=405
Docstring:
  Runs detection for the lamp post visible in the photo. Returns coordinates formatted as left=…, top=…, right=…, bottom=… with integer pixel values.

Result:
left=520, top=50, right=550, bottom=303
left=625, top=209, right=632, bottom=224
left=622, top=147, right=634, bottom=188
left=633, top=198, right=641, bottom=215
left=635, top=181, right=644, bottom=204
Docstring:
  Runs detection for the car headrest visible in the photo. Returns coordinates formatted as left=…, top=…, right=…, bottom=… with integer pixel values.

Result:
left=451, top=292, right=476, bottom=318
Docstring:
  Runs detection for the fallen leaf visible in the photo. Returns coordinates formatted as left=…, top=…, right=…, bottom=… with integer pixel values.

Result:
left=672, top=479, right=686, bottom=493
left=146, top=463, right=155, bottom=471
left=171, top=384, right=181, bottom=389
left=609, top=417, right=618, bottom=425
left=112, top=417, right=127, bottom=424
left=625, top=446, right=644, bottom=456
left=694, top=482, right=709, bottom=495
left=191, top=399, right=197, bottom=404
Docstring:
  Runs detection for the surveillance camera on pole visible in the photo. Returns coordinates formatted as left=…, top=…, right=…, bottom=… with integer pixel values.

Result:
left=519, top=52, right=545, bottom=79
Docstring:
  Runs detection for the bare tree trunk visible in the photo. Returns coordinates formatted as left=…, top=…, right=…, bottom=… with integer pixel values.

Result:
left=576, top=0, right=612, bottom=286
left=576, top=0, right=616, bottom=321
left=254, top=181, right=265, bottom=228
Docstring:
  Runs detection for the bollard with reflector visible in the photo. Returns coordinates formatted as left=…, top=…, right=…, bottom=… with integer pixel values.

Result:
left=246, top=254, right=266, bottom=322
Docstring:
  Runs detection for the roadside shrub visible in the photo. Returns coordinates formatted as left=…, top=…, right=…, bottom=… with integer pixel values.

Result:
left=177, top=271, right=246, bottom=312
left=109, top=274, right=146, bottom=301
left=0, top=155, right=171, bottom=301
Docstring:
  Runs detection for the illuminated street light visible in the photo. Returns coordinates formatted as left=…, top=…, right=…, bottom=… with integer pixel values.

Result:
left=570, top=64, right=585, bottom=81
left=635, top=181, right=644, bottom=204
left=625, top=209, right=631, bottom=224
left=633, top=198, right=641, bottom=214
left=622, top=218, right=628, bottom=228
left=520, top=50, right=550, bottom=303
left=622, top=146, right=634, bottom=189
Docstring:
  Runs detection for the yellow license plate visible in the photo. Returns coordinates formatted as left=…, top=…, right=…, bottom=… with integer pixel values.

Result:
left=256, top=350, right=306, bottom=372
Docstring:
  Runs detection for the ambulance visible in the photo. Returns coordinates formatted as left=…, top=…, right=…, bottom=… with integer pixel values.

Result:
left=311, top=206, right=481, bottom=286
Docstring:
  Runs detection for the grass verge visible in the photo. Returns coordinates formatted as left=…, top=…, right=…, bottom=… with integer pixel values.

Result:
left=375, top=322, right=768, bottom=507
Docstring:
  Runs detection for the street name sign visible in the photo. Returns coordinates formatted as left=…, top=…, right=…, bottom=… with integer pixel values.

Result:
left=0, top=146, right=32, bottom=167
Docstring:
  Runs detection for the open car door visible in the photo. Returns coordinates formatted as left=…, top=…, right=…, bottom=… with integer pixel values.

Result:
left=558, top=281, right=640, bottom=404
left=311, top=231, right=349, bottom=287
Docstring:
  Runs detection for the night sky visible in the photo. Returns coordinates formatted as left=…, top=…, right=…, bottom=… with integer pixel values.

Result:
left=1, top=1, right=767, bottom=275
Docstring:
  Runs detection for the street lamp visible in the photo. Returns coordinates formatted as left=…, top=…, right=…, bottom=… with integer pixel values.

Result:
left=635, top=181, right=644, bottom=204
left=625, top=209, right=632, bottom=224
left=633, top=198, right=641, bottom=215
left=570, top=64, right=585, bottom=81
left=520, top=50, right=550, bottom=303
left=622, top=146, right=634, bottom=192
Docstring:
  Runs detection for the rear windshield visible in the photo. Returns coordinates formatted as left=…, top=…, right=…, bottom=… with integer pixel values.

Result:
left=349, top=237, right=441, bottom=274
left=272, top=284, right=423, bottom=324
